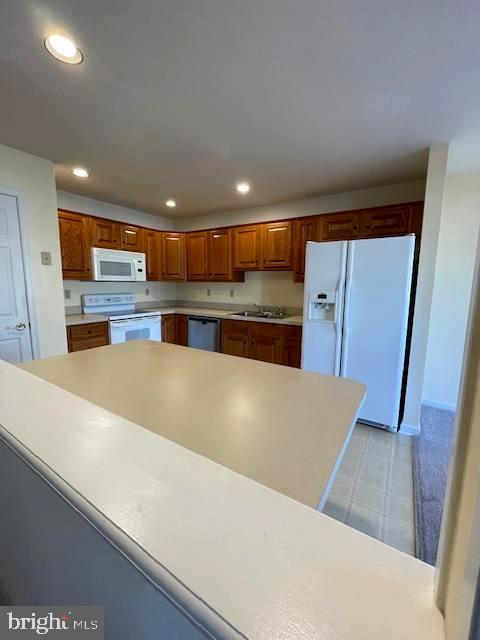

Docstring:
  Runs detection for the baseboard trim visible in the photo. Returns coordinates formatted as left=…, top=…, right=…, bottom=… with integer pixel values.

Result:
left=422, top=399, right=457, bottom=413
left=399, top=422, right=421, bottom=436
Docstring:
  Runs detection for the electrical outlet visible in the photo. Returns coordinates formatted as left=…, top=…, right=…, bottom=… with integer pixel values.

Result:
left=41, top=251, right=52, bottom=266
left=145, top=288, right=150, bottom=296
left=64, top=289, right=71, bottom=300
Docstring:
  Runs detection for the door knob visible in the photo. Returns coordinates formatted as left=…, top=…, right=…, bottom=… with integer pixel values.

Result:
left=15, top=322, right=27, bottom=331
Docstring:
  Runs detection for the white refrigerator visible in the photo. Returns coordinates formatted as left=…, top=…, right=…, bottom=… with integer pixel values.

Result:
left=301, top=235, right=415, bottom=431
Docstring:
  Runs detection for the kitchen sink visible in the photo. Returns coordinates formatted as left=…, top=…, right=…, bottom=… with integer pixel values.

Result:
left=229, top=310, right=291, bottom=320
left=229, top=310, right=264, bottom=317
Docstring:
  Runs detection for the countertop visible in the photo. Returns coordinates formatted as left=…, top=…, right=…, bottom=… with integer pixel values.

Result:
left=21, top=340, right=363, bottom=508
left=65, top=307, right=304, bottom=327
left=1, top=356, right=444, bottom=640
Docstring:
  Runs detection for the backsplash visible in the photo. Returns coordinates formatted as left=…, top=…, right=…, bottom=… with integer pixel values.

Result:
left=63, top=272, right=304, bottom=311
left=63, top=280, right=177, bottom=308
left=178, top=272, right=304, bottom=308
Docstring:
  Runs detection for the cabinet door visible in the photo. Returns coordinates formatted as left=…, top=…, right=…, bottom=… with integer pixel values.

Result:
left=175, top=314, right=188, bottom=346
left=187, top=232, right=209, bottom=280
left=232, top=225, right=260, bottom=270
left=321, top=212, right=360, bottom=241
left=162, top=315, right=177, bottom=343
left=143, top=229, right=160, bottom=280
left=360, top=205, right=410, bottom=238
left=283, top=326, right=302, bottom=368
left=250, top=322, right=283, bottom=364
left=120, top=224, right=144, bottom=252
left=91, top=218, right=121, bottom=249
left=161, top=232, right=186, bottom=280
left=261, top=221, right=292, bottom=269
left=292, top=217, right=318, bottom=282
left=58, top=210, right=92, bottom=280
left=409, top=202, right=424, bottom=236
left=221, top=319, right=250, bottom=358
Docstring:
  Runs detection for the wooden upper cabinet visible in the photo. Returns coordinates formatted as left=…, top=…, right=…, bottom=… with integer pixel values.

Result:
left=58, top=210, right=92, bottom=280
left=321, top=211, right=360, bottom=241
left=409, top=202, right=424, bottom=237
left=360, top=205, right=410, bottom=239
left=292, top=217, right=318, bottom=282
left=120, top=224, right=143, bottom=252
left=187, top=232, right=209, bottom=280
left=261, top=221, right=292, bottom=269
left=161, top=232, right=186, bottom=280
left=208, top=229, right=244, bottom=282
left=143, top=229, right=160, bottom=280
left=91, top=217, right=120, bottom=249
left=233, top=225, right=260, bottom=270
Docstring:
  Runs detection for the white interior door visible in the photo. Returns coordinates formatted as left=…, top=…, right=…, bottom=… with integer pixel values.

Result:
left=0, top=193, right=33, bottom=363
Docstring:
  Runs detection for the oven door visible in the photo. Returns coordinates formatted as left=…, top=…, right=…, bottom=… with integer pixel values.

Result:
left=109, top=316, right=161, bottom=344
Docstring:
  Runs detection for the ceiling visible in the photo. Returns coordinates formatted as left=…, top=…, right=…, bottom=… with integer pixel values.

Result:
left=1, top=1, right=479, bottom=218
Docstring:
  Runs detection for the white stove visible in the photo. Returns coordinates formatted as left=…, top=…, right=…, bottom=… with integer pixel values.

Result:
left=82, top=294, right=162, bottom=344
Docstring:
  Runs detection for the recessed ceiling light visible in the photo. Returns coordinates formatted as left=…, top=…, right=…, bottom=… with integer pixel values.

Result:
left=44, top=34, right=83, bottom=64
left=166, top=200, right=176, bottom=208
left=236, top=182, right=251, bottom=194
left=72, top=167, right=89, bottom=178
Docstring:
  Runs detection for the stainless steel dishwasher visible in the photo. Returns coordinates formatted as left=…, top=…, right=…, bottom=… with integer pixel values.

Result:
left=187, top=316, right=220, bottom=352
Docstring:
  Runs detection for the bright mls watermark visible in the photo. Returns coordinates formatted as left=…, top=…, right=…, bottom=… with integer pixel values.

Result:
left=0, top=607, right=104, bottom=638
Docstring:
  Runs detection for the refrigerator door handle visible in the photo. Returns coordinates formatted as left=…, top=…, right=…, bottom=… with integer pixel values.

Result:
left=339, top=242, right=354, bottom=377
left=331, top=242, right=348, bottom=376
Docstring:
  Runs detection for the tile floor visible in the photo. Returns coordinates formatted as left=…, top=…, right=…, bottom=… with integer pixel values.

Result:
left=322, top=422, right=415, bottom=555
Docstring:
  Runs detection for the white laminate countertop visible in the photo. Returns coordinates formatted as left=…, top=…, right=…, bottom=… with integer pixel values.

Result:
left=22, top=340, right=361, bottom=508
left=65, top=307, right=304, bottom=326
left=0, top=357, right=444, bottom=640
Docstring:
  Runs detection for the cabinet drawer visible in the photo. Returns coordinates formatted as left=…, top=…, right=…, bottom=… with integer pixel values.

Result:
left=250, top=322, right=283, bottom=339
left=69, top=322, right=108, bottom=340
left=222, top=319, right=250, bottom=335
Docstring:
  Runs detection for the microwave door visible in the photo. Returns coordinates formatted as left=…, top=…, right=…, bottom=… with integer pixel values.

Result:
left=98, top=258, right=134, bottom=281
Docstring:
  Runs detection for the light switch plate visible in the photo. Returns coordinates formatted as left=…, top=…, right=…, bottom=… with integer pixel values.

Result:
left=64, top=289, right=71, bottom=300
left=41, top=251, right=52, bottom=266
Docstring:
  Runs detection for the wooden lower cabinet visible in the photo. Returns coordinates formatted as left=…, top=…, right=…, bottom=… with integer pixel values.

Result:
left=283, top=325, right=302, bottom=368
left=175, top=314, right=188, bottom=346
left=67, top=322, right=109, bottom=353
left=250, top=322, right=283, bottom=364
left=162, top=314, right=188, bottom=345
left=221, top=319, right=250, bottom=358
left=221, top=319, right=302, bottom=367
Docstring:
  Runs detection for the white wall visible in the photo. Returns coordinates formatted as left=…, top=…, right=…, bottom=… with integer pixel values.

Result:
left=57, top=191, right=176, bottom=230
left=0, top=144, right=67, bottom=358
left=423, top=172, right=480, bottom=410
left=176, top=180, right=426, bottom=230
left=400, top=145, right=449, bottom=433
left=178, top=272, right=304, bottom=308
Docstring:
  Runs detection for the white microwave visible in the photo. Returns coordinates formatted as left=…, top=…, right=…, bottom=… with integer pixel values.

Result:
left=91, top=247, right=146, bottom=281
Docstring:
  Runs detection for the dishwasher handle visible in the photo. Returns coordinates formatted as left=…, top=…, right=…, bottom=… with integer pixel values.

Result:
left=188, top=316, right=219, bottom=324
